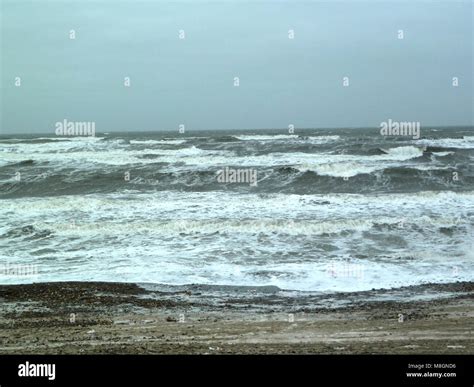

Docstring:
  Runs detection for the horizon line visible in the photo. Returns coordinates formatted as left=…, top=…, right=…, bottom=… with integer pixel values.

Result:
left=1, top=124, right=473, bottom=137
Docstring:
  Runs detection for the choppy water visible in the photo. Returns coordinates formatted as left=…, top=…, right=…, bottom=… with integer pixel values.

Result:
left=0, top=127, right=473, bottom=291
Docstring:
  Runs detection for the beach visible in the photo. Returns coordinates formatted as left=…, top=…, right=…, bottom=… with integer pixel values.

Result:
left=0, top=281, right=472, bottom=354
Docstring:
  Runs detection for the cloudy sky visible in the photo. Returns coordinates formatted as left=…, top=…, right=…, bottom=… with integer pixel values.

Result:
left=1, top=0, right=472, bottom=134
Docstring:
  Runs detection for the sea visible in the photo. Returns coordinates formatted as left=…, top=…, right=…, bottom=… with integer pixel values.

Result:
left=0, top=127, right=473, bottom=292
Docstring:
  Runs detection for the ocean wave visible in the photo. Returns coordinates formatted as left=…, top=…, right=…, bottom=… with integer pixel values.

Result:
left=0, top=146, right=232, bottom=167
left=130, top=139, right=186, bottom=145
left=293, top=146, right=424, bottom=177
left=432, top=151, right=455, bottom=157
left=2, top=159, right=36, bottom=167
left=235, top=134, right=340, bottom=143
left=235, top=134, right=299, bottom=141
left=1, top=225, right=53, bottom=240
left=3, top=190, right=472, bottom=223
left=380, top=146, right=424, bottom=158
left=32, top=218, right=371, bottom=236
left=19, top=215, right=465, bottom=246
left=297, top=163, right=449, bottom=179
left=0, top=137, right=72, bottom=144
left=1, top=188, right=472, bottom=290
left=296, top=161, right=381, bottom=177
left=415, top=137, right=474, bottom=149
left=34, top=216, right=460, bottom=237
left=1, top=129, right=473, bottom=291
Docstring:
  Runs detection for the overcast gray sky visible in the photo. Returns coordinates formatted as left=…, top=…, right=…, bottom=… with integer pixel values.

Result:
left=1, top=0, right=472, bottom=134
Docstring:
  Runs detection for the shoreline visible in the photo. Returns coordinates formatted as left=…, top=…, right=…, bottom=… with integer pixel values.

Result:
left=0, top=281, right=473, bottom=354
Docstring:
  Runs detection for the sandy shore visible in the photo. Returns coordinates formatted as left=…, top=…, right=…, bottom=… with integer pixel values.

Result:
left=0, top=281, right=472, bottom=354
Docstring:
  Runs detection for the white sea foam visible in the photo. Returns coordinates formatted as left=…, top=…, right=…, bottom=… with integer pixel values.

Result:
left=1, top=131, right=471, bottom=292
left=432, top=151, right=454, bottom=157
left=415, top=137, right=474, bottom=149
left=1, top=190, right=472, bottom=290
left=298, top=161, right=380, bottom=177
left=235, top=134, right=299, bottom=141
left=130, top=139, right=186, bottom=145
left=294, top=146, right=424, bottom=177
left=235, top=134, right=341, bottom=143
left=381, top=146, right=424, bottom=158
left=0, top=144, right=231, bottom=167
left=1, top=143, right=425, bottom=176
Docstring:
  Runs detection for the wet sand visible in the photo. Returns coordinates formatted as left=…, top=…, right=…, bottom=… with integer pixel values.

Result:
left=0, top=281, right=472, bottom=354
